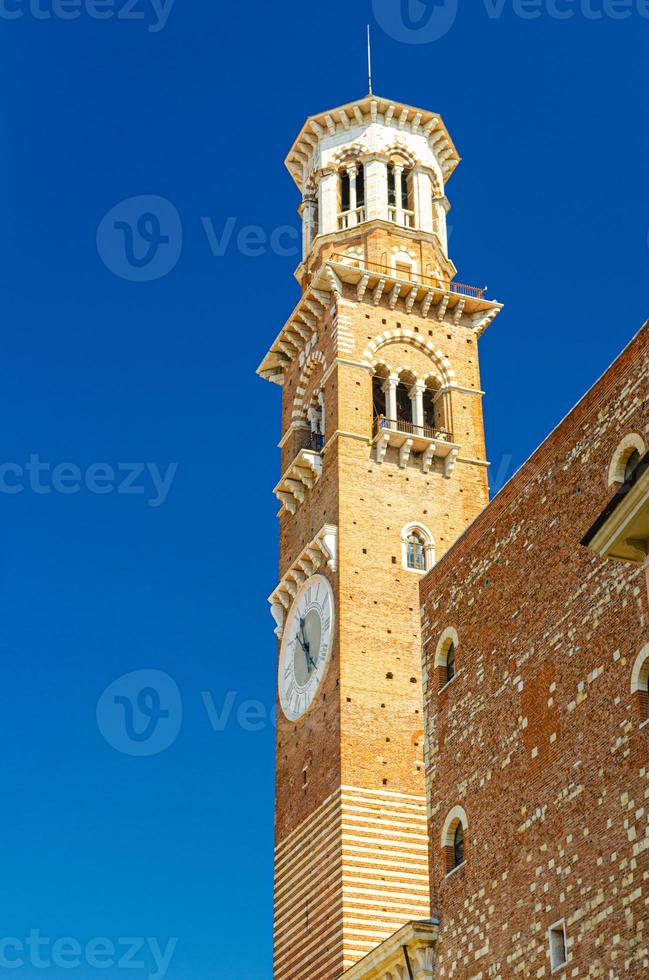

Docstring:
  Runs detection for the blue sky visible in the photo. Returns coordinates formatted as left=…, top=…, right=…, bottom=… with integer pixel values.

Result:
left=0, top=1, right=647, bottom=978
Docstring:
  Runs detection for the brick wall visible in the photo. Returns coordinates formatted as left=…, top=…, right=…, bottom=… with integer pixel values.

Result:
left=420, top=322, right=649, bottom=977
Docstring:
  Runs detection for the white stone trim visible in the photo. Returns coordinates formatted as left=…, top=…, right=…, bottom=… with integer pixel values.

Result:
left=363, top=330, right=455, bottom=387
left=391, top=245, right=418, bottom=279
left=441, top=805, right=468, bottom=848
left=269, top=524, right=338, bottom=637
left=273, top=450, right=323, bottom=516
left=630, top=643, right=649, bottom=693
left=292, top=349, right=326, bottom=421
left=434, top=627, right=459, bottom=669
left=401, top=522, right=435, bottom=573
left=608, top=432, right=646, bottom=486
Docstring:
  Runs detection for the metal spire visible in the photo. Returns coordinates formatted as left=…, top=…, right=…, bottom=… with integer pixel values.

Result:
left=367, top=24, right=373, bottom=95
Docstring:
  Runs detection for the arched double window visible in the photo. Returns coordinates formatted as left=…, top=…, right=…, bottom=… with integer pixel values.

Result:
left=407, top=531, right=427, bottom=571
left=401, top=523, right=435, bottom=573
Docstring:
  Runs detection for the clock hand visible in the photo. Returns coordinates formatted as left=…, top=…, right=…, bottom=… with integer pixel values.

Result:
left=298, top=619, right=317, bottom=673
left=298, top=618, right=310, bottom=652
left=297, top=620, right=312, bottom=672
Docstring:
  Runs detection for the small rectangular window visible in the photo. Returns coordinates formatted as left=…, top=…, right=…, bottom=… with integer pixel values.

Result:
left=549, top=920, right=567, bottom=971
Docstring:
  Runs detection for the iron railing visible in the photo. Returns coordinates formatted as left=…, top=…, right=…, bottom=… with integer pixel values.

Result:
left=375, top=416, right=452, bottom=442
left=295, top=429, right=325, bottom=454
left=330, top=254, right=487, bottom=300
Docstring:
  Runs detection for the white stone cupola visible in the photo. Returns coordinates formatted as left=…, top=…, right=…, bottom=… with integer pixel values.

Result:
left=286, top=94, right=460, bottom=283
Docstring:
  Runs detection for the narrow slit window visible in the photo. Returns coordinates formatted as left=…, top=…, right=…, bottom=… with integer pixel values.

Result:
left=387, top=165, right=396, bottom=208
left=340, top=171, right=350, bottom=214
left=625, top=448, right=641, bottom=482
left=356, top=165, right=365, bottom=209
left=446, top=642, right=456, bottom=682
left=549, top=921, right=567, bottom=971
left=453, top=822, right=464, bottom=868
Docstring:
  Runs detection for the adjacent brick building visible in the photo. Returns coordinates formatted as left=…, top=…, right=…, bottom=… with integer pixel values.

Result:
left=420, top=322, right=649, bottom=976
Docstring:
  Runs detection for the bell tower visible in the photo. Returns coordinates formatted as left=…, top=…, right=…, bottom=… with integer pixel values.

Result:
left=259, top=94, right=503, bottom=980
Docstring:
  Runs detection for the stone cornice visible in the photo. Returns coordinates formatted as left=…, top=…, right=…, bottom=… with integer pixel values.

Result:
left=269, top=524, right=338, bottom=637
left=257, top=258, right=502, bottom=386
left=338, top=920, right=438, bottom=979
left=306, top=218, right=458, bottom=279
left=286, top=94, right=460, bottom=191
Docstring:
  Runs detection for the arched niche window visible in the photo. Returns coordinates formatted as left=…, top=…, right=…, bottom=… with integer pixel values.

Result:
left=340, top=246, right=363, bottom=269
left=435, top=627, right=459, bottom=689
left=401, top=523, right=435, bottom=573
left=630, top=644, right=649, bottom=726
left=608, top=434, right=646, bottom=487
left=391, top=247, right=418, bottom=281
left=441, top=806, right=468, bottom=875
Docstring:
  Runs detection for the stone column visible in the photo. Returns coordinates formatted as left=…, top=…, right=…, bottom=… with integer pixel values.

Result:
left=347, top=165, right=358, bottom=226
left=363, top=153, right=389, bottom=222
left=412, top=167, right=433, bottom=233
left=383, top=375, right=399, bottom=424
left=300, top=196, right=317, bottom=261
left=319, top=168, right=339, bottom=236
left=318, top=390, right=326, bottom=438
left=433, top=197, right=449, bottom=257
left=393, top=164, right=404, bottom=225
left=410, top=380, right=426, bottom=432
left=412, top=944, right=435, bottom=980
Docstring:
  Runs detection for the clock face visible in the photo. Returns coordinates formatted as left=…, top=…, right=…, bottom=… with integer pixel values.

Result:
left=279, top=574, right=335, bottom=722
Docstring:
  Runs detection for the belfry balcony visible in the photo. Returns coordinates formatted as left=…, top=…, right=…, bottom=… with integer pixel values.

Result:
left=373, top=416, right=460, bottom=477
left=388, top=206, right=415, bottom=228
left=338, top=207, right=366, bottom=230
